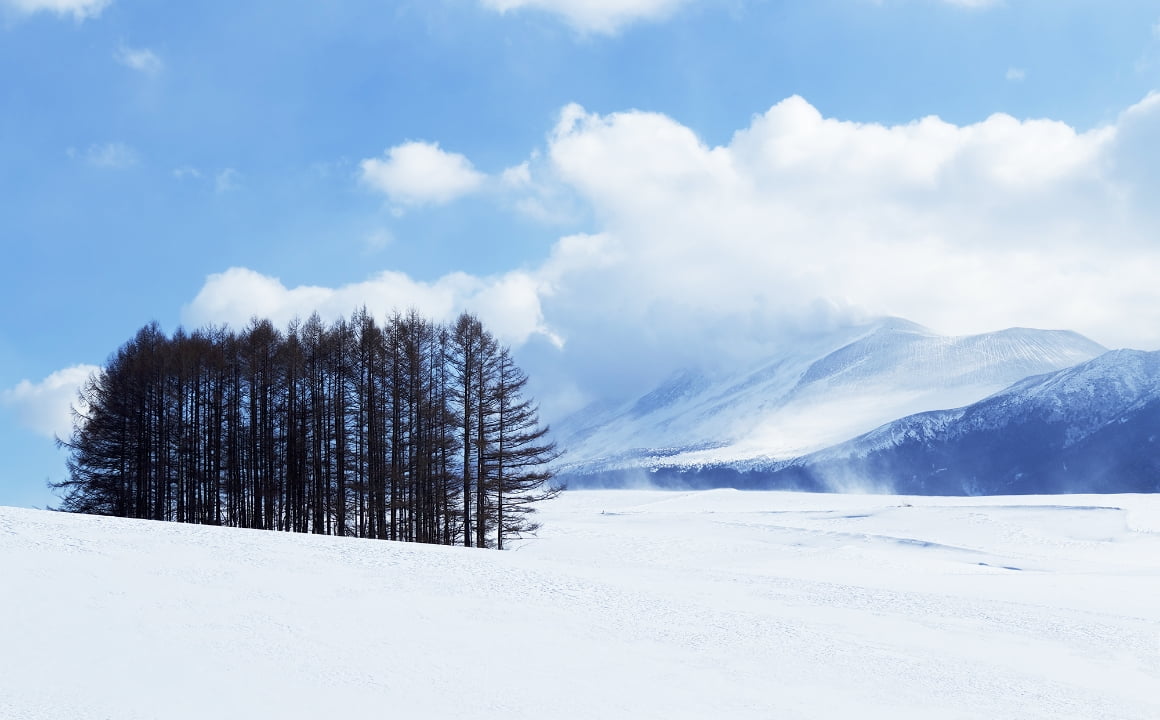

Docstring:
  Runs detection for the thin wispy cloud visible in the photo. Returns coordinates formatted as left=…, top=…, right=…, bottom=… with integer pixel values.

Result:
left=1, top=0, right=110, bottom=21
left=73, top=142, right=139, bottom=169
left=363, top=228, right=395, bottom=254
left=1006, top=67, right=1026, bottom=81
left=479, top=0, right=694, bottom=34
left=172, top=166, right=202, bottom=180
left=215, top=168, right=240, bottom=193
left=115, top=45, right=163, bottom=75
left=940, top=0, right=999, bottom=8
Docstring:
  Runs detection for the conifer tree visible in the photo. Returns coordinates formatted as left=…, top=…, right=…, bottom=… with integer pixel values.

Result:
left=54, top=310, right=560, bottom=549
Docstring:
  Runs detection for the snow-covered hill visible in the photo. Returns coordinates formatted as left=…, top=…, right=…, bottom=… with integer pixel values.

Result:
left=3, top=491, right=1158, bottom=719
left=556, top=318, right=1105, bottom=482
left=775, top=349, right=1160, bottom=494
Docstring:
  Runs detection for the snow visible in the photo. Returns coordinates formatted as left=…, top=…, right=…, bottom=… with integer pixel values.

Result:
left=2, top=490, right=1158, bottom=719
left=818, top=348, right=1160, bottom=465
left=556, top=319, right=1106, bottom=475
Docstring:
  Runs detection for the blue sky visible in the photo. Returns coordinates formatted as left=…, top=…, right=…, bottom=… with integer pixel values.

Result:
left=3, top=0, right=1160, bottom=508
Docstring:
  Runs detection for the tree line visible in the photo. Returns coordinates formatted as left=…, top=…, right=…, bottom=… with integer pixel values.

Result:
left=54, top=310, right=561, bottom=549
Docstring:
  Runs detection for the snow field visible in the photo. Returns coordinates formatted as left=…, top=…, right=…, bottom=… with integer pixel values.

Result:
left=2, top=490, right=1158, bottom=719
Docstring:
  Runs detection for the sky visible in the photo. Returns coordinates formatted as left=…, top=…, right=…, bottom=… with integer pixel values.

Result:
left=2, top=0, right=1160, bottom=508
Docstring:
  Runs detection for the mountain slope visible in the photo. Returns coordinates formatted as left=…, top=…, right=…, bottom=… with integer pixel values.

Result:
left=775, top=349, right=1160, bottom=494
left=556, top=318, right=1106, bottom=482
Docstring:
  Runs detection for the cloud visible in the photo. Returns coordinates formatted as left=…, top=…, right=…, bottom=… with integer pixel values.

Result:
left=360, top=141, right=485, bottom=207
left=2, top=365, right=100, bottom=441
left=1005, top=67, right=1025, bottom=81
left=173, top=166, right=202, bottom=180
left=501, top=161, right=532, bottom=188
left=940, top=0, right=999, bottom=8
left=186, top=94, right=1160, bottom=416
left=75, top=142, right=138, bottom=168
left=479, top=0, right=693, bottom=34
left=183, top=267, right=558, bottom=349
left=115, top=45, right=163, bottom=75
left=534, top=97, right=1149, bottom=352
left=363, top=228, right=394, bottom=253
left=215, top=168, right=240, bottom=193
left=1, top=0, right=109, bottom=21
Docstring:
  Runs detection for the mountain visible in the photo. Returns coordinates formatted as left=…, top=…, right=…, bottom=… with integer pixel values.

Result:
left=555, top=318, right=1107, bottom=485
left=769, top=349, right=1160, bottom=495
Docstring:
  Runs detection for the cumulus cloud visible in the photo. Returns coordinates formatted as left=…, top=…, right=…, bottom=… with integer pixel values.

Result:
left=186, top=93, right=1160, bottom=415
left=479, top=0, right=693, bottom=34
left=1, top=0, right=109, bottom=20
left=2, top=365, right=100, bottom=440
left=360, top=141, right=485, bottom=207
left=115, top=45, right=163, bottom=75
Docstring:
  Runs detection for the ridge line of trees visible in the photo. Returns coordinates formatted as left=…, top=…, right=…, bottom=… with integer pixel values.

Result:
left=54, top=309, right=561, bottom=549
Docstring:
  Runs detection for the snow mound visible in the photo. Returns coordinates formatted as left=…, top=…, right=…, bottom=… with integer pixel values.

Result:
left=3, top=491, right=1158, bottom=719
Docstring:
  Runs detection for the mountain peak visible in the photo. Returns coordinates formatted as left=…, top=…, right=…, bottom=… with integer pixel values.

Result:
left=556, top=318, right=1108, bottom=480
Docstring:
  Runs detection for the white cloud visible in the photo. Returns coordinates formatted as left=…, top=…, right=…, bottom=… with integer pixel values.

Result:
left=940, top=0, right=998, bottom=8
left=185, top=94, right=1160, bottom=414
left=1005, top=67, right=1025, bottom=81
left=78, top=142, right=138, bottom=168
left=360, top=141, right=485, bottom=207
left=2, top=365, right=100, bottom=440
left=182, top=267, right=556, bottom=349
left=215, top=168, right=240, bottom=193
left=173, top=166, right=202, bottom=180
left=1, top=0, right=109, bottom=20
left=115, top=45, right=163, bottom=75
left=363, top=228, right=394, bottom=253
left=479, top=0, right=692, bottom=34
left=536, top=98, right=1145, bottom=352
left=501, top=161, right=533, bottom=188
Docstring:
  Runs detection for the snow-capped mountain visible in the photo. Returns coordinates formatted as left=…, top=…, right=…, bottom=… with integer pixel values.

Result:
left=771, top=349, right=1160, bottom=495
left=556, top=318, right=1107, bottom=484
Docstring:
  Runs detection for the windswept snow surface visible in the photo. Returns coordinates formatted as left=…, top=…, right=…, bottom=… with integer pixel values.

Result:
left=3, top=491, right=1159, bottom=719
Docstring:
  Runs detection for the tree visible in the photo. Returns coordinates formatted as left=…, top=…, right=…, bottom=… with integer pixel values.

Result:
left=448, top=313, right=489, bottom=547
left=55, top=310, right=559, bottom=550
left=488, top=347, right=562, bottom=549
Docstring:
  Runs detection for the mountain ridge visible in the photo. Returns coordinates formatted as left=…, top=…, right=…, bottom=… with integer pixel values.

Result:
left=772, top=348, right=1160, bottom=494
left=555, top=317, right=1108, bottom=484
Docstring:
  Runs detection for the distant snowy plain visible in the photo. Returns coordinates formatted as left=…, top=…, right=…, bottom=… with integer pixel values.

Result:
left=3, top=490, right=1158, bottom=719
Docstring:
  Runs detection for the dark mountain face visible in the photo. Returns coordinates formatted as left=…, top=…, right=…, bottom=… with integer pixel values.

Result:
left=767, top=350, right=1160, bottom=495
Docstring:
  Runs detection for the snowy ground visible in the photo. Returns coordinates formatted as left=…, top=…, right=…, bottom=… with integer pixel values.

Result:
left=2, top=490, right=1158, bottom=719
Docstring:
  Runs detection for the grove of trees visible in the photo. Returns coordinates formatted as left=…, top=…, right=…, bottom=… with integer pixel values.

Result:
left=54, top=310, right=561, bottom=549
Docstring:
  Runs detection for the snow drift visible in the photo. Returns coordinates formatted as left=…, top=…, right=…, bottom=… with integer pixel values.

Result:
left=3, top=490, right=1158, bottom=719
